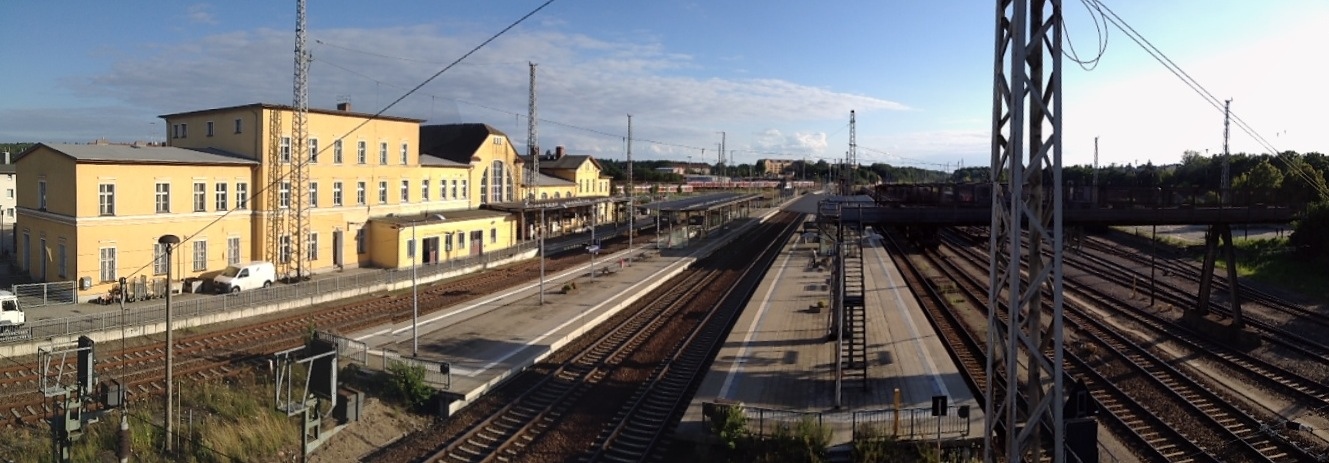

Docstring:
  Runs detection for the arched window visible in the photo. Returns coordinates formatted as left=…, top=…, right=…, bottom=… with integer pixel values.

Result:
left=491, top=160, right=506, bottom=202
left=480, top=167, right=489, bottom=204
left=541, top=192, right=548, bottom=200
left=554, top=192, right=560, bottom=199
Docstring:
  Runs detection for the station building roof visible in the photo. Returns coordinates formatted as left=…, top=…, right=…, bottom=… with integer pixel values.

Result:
left=643, top=192, right=764, bottom=212
left=20, top=142, right=258, bottom=165
left=371, top=209, right=511, bottom=227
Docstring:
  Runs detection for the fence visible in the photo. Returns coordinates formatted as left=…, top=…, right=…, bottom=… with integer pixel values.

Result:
left=852, top=406, right=972, bottom=441
left=316, top=330, right=368, bottom=365
left=13, top=281, right=78, bottom=308
left=382, top=350, right=451, bottom=390
left=12, top=241, right=537, bottom=345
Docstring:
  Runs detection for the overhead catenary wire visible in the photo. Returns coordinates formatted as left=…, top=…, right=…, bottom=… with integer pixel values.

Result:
left=119, top=0, right=559, bottom=282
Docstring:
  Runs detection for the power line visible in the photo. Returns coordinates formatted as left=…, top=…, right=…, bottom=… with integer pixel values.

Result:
left=119, top=0, right=559, bottom=281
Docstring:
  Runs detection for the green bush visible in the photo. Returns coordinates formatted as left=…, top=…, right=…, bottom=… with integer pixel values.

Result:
left=387, top=362, right=434, bottom=411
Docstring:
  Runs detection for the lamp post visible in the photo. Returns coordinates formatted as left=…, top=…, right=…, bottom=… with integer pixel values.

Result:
left=157, top=234, right=180, bottom=452
left=409, top=224, right=418, bottom=357
left=539, top=206, right=546, bottom=305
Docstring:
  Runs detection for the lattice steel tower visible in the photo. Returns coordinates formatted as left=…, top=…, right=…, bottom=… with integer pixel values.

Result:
left=846, top=110, right=857, bottom=194
left=527, top=62, right=539, bottom=205
left=288, top=0, right=312, bottom=281
left=985, top=0, right=1065, bottom=461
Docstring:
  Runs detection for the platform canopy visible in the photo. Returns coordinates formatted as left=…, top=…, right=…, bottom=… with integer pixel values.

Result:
left=643, top=192, right=764, bottom=213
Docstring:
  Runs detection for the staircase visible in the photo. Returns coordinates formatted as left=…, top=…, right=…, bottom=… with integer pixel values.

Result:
left=839, top=224, right=868, bottom=391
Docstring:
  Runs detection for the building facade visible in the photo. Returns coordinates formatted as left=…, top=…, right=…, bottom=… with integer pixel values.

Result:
left=15, top=102, right=613, bottom=297
left=760, top=158, right=795, bottom=177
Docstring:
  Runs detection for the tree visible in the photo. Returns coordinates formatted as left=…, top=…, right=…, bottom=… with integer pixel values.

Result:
left=1291, top=202, right=1329, bottom=266
left=1234, top=159, right=1283, bottom=190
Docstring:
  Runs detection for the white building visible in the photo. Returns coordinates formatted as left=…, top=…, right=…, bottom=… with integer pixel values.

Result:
left=0, top=152, right=14, bottom=255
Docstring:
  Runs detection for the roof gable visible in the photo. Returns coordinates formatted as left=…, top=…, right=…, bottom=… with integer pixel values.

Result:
left=419, top=123, right=509, bottom=164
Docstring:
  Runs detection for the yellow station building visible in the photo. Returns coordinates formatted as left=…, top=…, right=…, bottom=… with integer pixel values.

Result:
left=15, top=102, right=615, bottom=297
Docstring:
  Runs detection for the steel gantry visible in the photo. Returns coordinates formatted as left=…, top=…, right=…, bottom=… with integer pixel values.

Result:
left=985, top=0, right=1067, bottom=461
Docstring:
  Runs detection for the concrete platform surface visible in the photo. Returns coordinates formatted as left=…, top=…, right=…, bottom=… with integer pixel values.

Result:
left=678, top=227, right=981, bottom=446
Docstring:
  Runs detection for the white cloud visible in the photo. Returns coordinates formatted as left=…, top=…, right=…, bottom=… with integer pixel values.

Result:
left=31, top=25, right=910, bottom=161
left=186, top=4, right=218, bottom=25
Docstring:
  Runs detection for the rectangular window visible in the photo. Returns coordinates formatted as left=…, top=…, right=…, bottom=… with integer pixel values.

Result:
left=99, top=247, right=117, bottom=282
left=458, top=231, right=466, bottom=248
left=379, top=142, right=388, bottom=165
left=461, top=180, right=468, bottom=198
left=357, top=141, right=367, bottom=164
left=422, top=179, right=430, bottom=201
left=490, top=228, right=497, bottom=244
left=279, top=182, right=291, bottom=208
left=180, top=123, right=188, bottom=138
left=215, top=183, right=228, bottom=211
left=280, top=136, right=292, bottom=163
left=153, top=243, right=168, bottom=275
left=400, top=143, right=409, bottom=165
left=451, top=180, right=457, bottom=199
left=193, top=182, right=206, bottom=212
left=98, top=183, right=115, bottom=216
left=440, top=179, right=447, bottom=200
left=356, top=181, right=366, bottom=205
left=332, top=182, right=343, bottom=206
left=236, top=182, right=249, bottom=209
left=309, top=182, right=319, bottom=208
left=356, top=230, right=365, bottom=254
left=400, top=180, right=409, bottom=203
left=333, top=140, right=343, bottom=164
left=308, top=233, right=318, bottom=261
left=38, top=180, right=47, bottom=210
left=309, top=138, right=319, bottom=163
left=407, top=238, right=415, bottom=259
left=155, top=182, right=170, bottom=213
left=279, top=235, right=292, bottom=263
left=6, top=188, right=12, bottom=198
left=378, top=181, right=388, bottom=204
left=206, top=121, right=214, bottom=137
left=234, top=118, right=242, bottom=134
left=227, top=237, right=241, bottom=265
left=192, top=240, right=207, bottom=272
left=57, top=243, right=67, bottom=278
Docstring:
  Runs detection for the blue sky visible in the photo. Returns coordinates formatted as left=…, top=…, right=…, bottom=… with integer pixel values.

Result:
left=2, top=1, right=1326, bottom=170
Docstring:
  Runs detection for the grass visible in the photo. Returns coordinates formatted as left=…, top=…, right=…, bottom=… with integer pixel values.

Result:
left=1117, top=227, right=1329, bottom=303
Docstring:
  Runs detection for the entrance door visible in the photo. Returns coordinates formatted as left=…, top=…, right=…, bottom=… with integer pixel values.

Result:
left=332, top=231, right=343, bottom=268
left=422, top=237, right=439, bottom=264
left=470, top=230, right=483, bottom=257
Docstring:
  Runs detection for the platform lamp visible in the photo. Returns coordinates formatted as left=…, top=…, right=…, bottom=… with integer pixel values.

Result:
left=405, top=214, right=444, bottom=357
left=157, top=233, right=180, bottom=452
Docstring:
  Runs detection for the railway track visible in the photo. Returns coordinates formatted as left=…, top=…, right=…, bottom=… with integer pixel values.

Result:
left=368, top=212, right=798, bottom=463
left=0, top=232, right=654, bottom=425
left=939, top=229, right=1318, bottom=461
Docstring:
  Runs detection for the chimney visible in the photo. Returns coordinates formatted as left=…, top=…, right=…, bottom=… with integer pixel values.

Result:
left=3, top=152, right=9, bottom=164
left=336, top=102, right=352, bottom=112
left=555, top=146, right=564, bottom=159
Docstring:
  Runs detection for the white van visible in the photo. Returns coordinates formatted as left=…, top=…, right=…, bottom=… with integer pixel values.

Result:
left=213, top=261, right=276, bottom=294
left=0, top=290, right=24, bottom=334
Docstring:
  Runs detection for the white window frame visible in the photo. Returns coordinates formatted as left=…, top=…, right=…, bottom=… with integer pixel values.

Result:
left=236, top=182, right=249, bottom=209
left=192, top=240, right=207, bottom=272
left=310, top=182, right=319, bottom=208
left=193, top=182, right=206, bottom=212
left=215, top=182, right=228, bottom=211
left=357, top=141, right=367, bottom=164
left=280, top=136, right=292, bottom=163
left=98, top=183, right=115, bottom=216
left=379, top=142, right=388, bottom=165
left=309, top=138, right=319, bottom=163
left=333, top=139, right=343, bottom=164
left=422, top=179, right=430, bottom=202
left=280, top=182, right=291, bottom=209
left=154, top=243, right=168, bottom=275
left=279, top=235, right=292, bottom=263
left=400, top=142, right=409, bottom=165
left=378, top=181, right=388, bottom=204
left=356, top=182, right=366, bottom=206
left=462, top=180, right=468, bottom=198
left=99, top=247, right=117, bottom=282
left=227, top=237, right=241, bottom=266
left=332, top=182, right=343, bottom=207
left=308, top=233, right=319, bottom=261
left=400, top=180, right=409, bottom=203
left=234, top=118, right=242, bottom=134
left=38, top=180, right=47, bottom=210
left=155, top=182, right=170, bottom=213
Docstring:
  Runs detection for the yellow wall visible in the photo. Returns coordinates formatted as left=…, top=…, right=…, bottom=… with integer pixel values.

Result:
left=16, top=146, right=78, bottom=216
left=366, top=215, right=516, bottom=269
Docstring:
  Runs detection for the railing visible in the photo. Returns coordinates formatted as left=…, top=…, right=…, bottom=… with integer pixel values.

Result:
left=10, top=242, right=538, bottom=344
left=316, top=330, right=369, bottom=365
left=382, top=350, right=451, bottom=390
left=852, top=406, right=972, bottom=441
left=12, top=281, right=78, bottom=308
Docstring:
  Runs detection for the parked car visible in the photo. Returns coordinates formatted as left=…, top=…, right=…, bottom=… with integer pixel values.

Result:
left=212, top=261, right=276, bottom=294
left=0, top=290, right=24, bottom=333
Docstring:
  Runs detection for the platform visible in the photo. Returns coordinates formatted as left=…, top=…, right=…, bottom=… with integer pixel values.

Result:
left=677, top=224, right=982, bottom=445
left=348, top=204, right=787, bottom=415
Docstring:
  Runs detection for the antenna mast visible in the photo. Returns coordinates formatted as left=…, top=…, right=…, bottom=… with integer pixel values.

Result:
left=289, top=0, right=311, bottom=281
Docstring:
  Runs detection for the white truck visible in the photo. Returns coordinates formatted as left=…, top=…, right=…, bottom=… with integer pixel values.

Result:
left=0, top=290, right=24, bottom=334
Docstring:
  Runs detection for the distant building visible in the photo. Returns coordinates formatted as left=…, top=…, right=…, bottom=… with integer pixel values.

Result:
left=0, top=154, right=14, bottom=256
left=760, top=158, right=795, bottom=177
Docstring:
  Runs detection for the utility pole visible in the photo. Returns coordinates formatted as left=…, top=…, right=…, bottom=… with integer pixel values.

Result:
left=717, top=131, right=726, bottom=178
left=290, top=0, right=311, bottom=282
left=1093, top=137, right=1099, bottom=205
left=627, top=114, right=633, bottom=250
left=1222, top=99, right=1232, bottom=205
